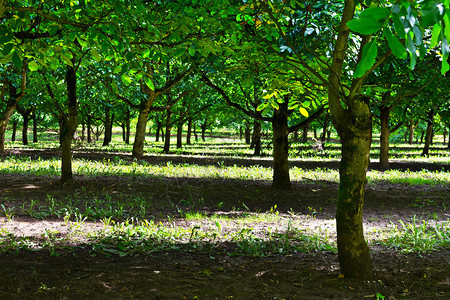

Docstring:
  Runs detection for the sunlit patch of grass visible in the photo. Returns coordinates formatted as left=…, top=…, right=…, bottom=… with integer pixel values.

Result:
left=368, top=169, right=450, bottom=186
left=377, top=217, right=450, bottom=253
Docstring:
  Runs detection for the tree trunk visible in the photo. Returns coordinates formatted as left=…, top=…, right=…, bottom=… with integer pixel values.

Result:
left=103, top=106, right=112, bottom=147
left=302, top=125, right=308, bottom=143
left=201, top=121, right=207, bottom=142
left=186, top=118, right=192, bottom=145
left=60, top=65, right=79, bottom=184
left=0, top=78, right=26, bottom=153
left=333, top=98, right=373, bottom=280
left=379, top=105, right=390, bottom=170
left=11, top=120, right=18, bottom=142
left=193, top=123, right=198, bottom=142
left=163, top=110, right=172, bottom=154
left=121, top=123, right=126, bottom=143
left=408, top=121, right=417, bottom=144
left=448, top=126, right=450, bottom=149
left=32, top=109, right=38, bottom=143
left=251, top=120, right=262, bottom=156
left=176, top=121, right=183, bottom=148
left=155, top=121, right=162, bottom=142
left=22, top=114, right=29, bottom=145
left=422, top=110, right=434, bottom=156
left=244, top=122, right=251, bottom=144
left=272, top=105, right=292, bottom=190
left=133, top=108, right=152, bottom=156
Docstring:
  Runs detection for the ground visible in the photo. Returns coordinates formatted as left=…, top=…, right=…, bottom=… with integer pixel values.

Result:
left=0, top=149, right=449, bottom=299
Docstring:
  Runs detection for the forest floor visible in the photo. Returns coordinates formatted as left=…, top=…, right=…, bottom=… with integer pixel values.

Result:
left=0, top=149, right=449, bottom=299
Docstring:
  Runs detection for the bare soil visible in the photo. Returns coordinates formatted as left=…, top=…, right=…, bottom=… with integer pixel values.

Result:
left=0, top=150, right=449, bottom=299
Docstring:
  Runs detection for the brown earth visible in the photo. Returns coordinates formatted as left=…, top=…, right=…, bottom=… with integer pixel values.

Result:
left=0, top=149, right=449, bottom=299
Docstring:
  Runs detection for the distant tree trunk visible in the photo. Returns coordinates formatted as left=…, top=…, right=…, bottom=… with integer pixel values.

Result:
left=60, top=64, right=79, bottom=184
left=163, top=110, right=172, bottom=154
left=443, top=128, right=447, bottom=145
left=11, top=120, right=18, bottom=142
left=420, top=130, right=425, bottom=144
left=176, top=120, right=183, bottom=148
left=32, top=109, right=38, bottom=143
left=320, top=114, right=329, bottom=148
left=408, top=121, right=417, bottom=144
left=293, top=130, right=299, bottom=142
left=121, top=123, right=126, bottom=143
left=422, top=110, right=434, bottom=156
left=302, top=125, right=308, bottom=143
left=379, top=105, right=390, bottom=170
left=0, top=68, right=27, bottom=153
left=272, top=102, right=292, bottom=190
left=201, top=121, right=207, bottom=142
left=244, top=122, right=251, bottom=144
left=251, top=120, right=261, bottom=156
left=103, top=106, right=112, bottom=147
left=21, top=113, right=30, bottom=145
left=155, top=120, right=162, bottom=142
left=313, top=129, right=317, bottom=139
left=193, top=123, right=198, bottom=142
left=239, top=125, right=243, bottom=140
left=186, top=118, right=192, bottom=145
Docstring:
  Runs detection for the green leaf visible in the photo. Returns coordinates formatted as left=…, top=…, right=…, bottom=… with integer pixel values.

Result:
left=354, top=39, right=377, bottom=78
left=111, top=80, right=119, bottom=93
left=12, top=51, right=22, bottom=69
left=441, top=57, right=449, bottom=74
left=421, top=2, right=444, bottom=27
left=299, top=107, right=309, bottom=118
left=121, top=73, right=132, bottom=86
left=3, top=43, right=13, bottom=55
left=385, top=28, right=407, bottom=59
left=392, top=14, right=406, bottom=39
left=406, top=34, right=417, bottom=69
left=271, top=101, right=279, bottom=110
left=256, top=102, right=268, bottom=111
left=347, top=18, right=383, bottom=35
left=28, top=61, right=39, bottom=71
left=60, top=54, right=73, bottom=67
left=144, top=76, right=155, bottom=91
left=430, top=23, right=441, bottom=48
left=443, top=11, right=450, bottom=42
left=91, top=48, right=101, bottom=62
left=359, top=7, right=390, bottom=20
left=188, top=46, right=195, bottom=56
left=0, top=52, right=13, bottom=64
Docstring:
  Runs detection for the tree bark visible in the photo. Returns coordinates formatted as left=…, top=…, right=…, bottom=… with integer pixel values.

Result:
left=163, top=110, right=172, bottom=154
left=32, top=108, right=38, bottom=143
left=379, top=105, right=390, bottom=170
left=408, top=121, right=417, bottom=144
left=334, top=98, right=373, bottom=280
left=422, top=110, right=434, bottom=156
left=87, top=115, right=92, bottom=143
left=103, top=106, right=111, bottom=146
left=201, top=121, right=207, bottom=142
left=11, top=120, right=18, bottom=142
left=60, top=65, right=79, bottom=184
left=155, top=120, right=162, bottom=142
left=193, top=123, right=198, bottom=142
left=244, top=122, right=251, bottom=144
left=327, top=0, right=373, bottom=280
left=272, top=104, right=292, bottom=190
left=21, top=113, right=29, bottom=145
left=0, top=63, right=27, bottom=153
left=176, top=120, right=183, bottom=148
left=251, top=120, right=262, bottom=156
left=302, top=124, right=309, bottom=143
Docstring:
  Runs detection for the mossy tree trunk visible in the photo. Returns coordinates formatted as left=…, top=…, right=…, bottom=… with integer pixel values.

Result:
left=272, top=101, right=292, bottom=190
left=334, top=98, right=373, bottom=279
left=60, top=65, right=79, bottom=184
left=327, top=0, right=373, bottom=280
